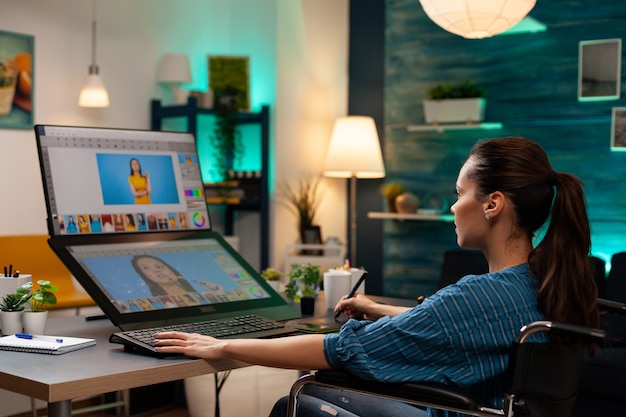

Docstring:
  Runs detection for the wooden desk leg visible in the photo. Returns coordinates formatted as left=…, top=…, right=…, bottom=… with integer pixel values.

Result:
left=48, top=400, right=72, bottom=417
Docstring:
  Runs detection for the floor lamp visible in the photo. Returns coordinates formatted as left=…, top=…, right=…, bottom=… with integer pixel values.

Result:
left=323, top=116, right=385, bottom=266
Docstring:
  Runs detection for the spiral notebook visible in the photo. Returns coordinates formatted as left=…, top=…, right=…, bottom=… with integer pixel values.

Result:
left=0, top=334, right=96, bottom=355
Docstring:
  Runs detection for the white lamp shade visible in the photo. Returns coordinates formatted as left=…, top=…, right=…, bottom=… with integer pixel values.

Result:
left=78, top=73, right=110, bottom=107
left=419, top=0, right=537, bottom=39
left=157, top=53, right=192, bottom=83
left=324, top=116, right=385, bottom=179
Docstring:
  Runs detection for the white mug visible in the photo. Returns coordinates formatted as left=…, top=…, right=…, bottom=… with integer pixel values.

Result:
left=323, top=270, right=352, bottom=310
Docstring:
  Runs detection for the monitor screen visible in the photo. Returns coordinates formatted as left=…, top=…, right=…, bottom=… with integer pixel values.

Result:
left=66, top=237, right=272, bottom=315
left=35, top=125, right=211, bottom=236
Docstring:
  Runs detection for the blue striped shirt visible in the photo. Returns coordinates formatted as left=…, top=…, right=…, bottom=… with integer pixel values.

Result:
left=323, top=263, right=545, bottom=417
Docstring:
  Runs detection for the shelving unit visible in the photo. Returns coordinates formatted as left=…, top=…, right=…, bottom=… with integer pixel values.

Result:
left=367, top=211, right=455, bottom=222
left=151, top=97, right=271, bottom=269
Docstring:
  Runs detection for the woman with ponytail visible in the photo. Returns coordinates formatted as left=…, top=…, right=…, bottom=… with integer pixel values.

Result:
left=155, top=137, right=599, bottom=417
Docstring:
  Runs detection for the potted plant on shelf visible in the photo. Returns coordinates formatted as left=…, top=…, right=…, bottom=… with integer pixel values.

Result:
left=285, top=263, right=321, bottom=315
left=0, top=285, right=31, bottom=335
left=380, top=182, right=405, bottom=213
left=261, top=267, right=282, bottom=292
left=22, top=280, right=58, bottom=335
left=423, top=80, right=486, bottom=125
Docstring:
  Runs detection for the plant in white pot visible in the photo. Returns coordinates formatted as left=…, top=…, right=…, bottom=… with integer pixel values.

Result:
left=423, top=80, right=486, bottom=125
left=0, top=286, right=31, bottom=335
left=22, top=280, right=58, bottom=335
left=261, top=267, right=283, bottom=292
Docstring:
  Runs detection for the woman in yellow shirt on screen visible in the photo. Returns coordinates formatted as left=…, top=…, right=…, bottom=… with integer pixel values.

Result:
left=128, top=158, right=152, bottom=204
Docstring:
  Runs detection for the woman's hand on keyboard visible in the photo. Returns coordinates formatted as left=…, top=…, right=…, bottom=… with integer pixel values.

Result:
left=153, top=331, right=227, bottom=359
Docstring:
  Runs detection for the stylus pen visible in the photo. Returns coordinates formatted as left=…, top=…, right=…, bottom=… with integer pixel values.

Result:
left=334, top=271, right=368, bottom=320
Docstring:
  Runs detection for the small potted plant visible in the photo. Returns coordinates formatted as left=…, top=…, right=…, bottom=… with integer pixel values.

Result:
left=261, top=267, right=282, bottom=292
left=423, top=80, right=486, bottom=125
left=22, top=280, right=58, bottom=335
left=285, top=263, right=321, bottom=315
left=0, top=285, right=32, bottom=335
left=380, top=182, right=405, bottom=213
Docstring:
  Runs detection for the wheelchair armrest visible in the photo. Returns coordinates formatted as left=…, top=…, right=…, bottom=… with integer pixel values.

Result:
left=598, top=298, right=626, bottom=316
left=313, top=370, right=481, bottom=412
left=517, top=321, right=607, bottom=346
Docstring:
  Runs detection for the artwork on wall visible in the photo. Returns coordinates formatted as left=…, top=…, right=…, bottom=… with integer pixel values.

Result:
left=578, top=38, right=622, bottom=102
left=0, top=30, right=33, bottom=130
left=208, top=55, right=250, bottom=111
left=610, top=107, right=626, bottom=151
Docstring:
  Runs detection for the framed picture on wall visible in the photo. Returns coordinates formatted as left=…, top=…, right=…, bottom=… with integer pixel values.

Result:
left=208, top=55, right=250, bottom=111
left=578, top=38, right=622, bottom=102
left=0, top=30, right=33, bottom=130
left=610, top=107, right=626, bottom=151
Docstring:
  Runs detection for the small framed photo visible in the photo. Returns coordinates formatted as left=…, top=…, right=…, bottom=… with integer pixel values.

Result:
left=578, top=38, right=622, bottom=102
left=611, top=107, right=626, bottom=151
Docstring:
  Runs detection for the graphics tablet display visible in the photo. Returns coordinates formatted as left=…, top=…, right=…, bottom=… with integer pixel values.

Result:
left=48, top=231, right=300, bottom=330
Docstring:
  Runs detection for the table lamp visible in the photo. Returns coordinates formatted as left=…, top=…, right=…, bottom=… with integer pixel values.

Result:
left=324, top=116, right=385, bottom=265
left=157, top=53, right=192, bottom=105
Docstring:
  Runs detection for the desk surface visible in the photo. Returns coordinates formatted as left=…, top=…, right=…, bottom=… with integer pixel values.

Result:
left=0, top=293, right=416, bottom=406
left=0, top=316, right=249, bottom=403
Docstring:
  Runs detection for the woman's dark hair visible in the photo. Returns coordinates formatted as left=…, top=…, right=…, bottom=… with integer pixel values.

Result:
left=129, top=158, right=143, bottom=176
left=131, top=255, right=195, bottom=296
left=468, top=137, right=599, bottom=329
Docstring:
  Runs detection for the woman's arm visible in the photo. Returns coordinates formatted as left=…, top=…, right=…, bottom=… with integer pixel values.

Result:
left=153, top=332, right=331, bottom=370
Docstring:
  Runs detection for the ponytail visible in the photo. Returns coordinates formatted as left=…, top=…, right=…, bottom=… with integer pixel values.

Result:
left=530, top=173, right=600, bottom=328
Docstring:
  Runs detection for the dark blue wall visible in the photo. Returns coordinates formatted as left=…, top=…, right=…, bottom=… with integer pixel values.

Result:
left=354, top=0, right=626, bottom=298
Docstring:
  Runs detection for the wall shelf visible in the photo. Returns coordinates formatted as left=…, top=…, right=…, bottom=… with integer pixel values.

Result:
left=368, top=212, right=454, bottom=222
left=406, top=122, right=503, bottom=132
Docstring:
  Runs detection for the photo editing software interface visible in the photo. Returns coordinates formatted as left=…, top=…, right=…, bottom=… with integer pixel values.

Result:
left=36, top=125, right=211, bottom=235
left=67, top=238, right=272, bottom=313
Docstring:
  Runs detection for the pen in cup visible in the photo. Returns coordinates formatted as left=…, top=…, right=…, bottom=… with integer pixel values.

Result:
left=334, top=270, right=368, bottom=320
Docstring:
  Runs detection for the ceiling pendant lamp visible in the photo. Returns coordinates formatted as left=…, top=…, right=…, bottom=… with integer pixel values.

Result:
left=418, top=0, right=537, bottom=39
left=78, top=0, right=109, bottom=107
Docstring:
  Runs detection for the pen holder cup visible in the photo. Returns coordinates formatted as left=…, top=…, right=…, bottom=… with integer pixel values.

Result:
left=0, top=274, right=32, bottom=300
left=323, top=271, right=352, bottom=310
left=350, top=268, right=366, bottom=294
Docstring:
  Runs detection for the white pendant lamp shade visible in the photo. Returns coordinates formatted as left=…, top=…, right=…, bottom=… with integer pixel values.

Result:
left=79, top=0, right=109, bottom=107
left=419, top=0, right=537, bottom=39
left=79, top=66, right=109, bottom=107
left=324, top=116, right=385, bottom=179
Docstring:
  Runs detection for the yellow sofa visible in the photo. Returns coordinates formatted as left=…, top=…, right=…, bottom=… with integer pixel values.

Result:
left=0, top=235, right=95, bottom=310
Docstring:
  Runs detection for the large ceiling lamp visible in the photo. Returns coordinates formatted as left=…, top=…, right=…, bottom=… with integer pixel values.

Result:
left=419, top=0, right=537, bottom=39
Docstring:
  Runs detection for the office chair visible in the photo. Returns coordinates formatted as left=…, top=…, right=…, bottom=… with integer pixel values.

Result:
left=438, top=250, right=489, bottom=289
left=287, top=320, right=607, bottom=417
left=588, top=256, right=606, bottom=298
